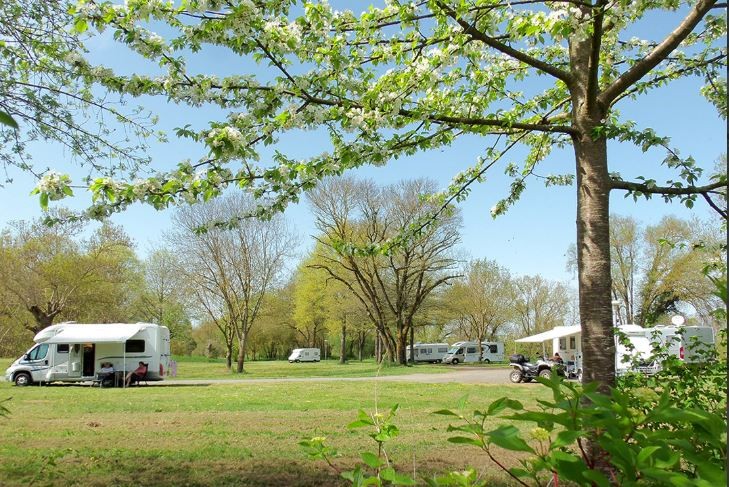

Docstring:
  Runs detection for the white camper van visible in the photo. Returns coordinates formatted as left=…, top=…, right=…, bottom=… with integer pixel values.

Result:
left=443, top=341, right=505, bottom=364
left=615, top=324, right=716, bottom=375
left=481, top=342, right=505, bottom=363
left=288, top=348, right=320, bottom=363
left=4, top=322, right=170, bottom=386
left=406, top=343, right=449, bottom=363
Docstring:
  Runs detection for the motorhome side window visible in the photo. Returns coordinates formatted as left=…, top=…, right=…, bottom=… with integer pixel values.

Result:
left=487, top=345, right=497, bottom=353
left=57, top=344, right=69, bottom=353
left=125, top=340, right=145, bottom=353
left=466, top=347, right=477, bottom=354
left=438, top=348, right=447, bottom=353
left=29, top=344, right=49, bottom=360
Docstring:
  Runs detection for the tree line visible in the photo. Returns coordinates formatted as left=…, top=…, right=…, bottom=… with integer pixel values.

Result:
left=1, top=178, right=722, bottom=367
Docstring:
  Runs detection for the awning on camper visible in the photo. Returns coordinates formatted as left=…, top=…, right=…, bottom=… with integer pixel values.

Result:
left=515, top=325, right=581, bottom=343
left=42, top=324, right=144, bottom=344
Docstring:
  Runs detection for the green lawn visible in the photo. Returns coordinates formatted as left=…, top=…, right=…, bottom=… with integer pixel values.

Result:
left=0, top=379, right=548, bottom=486
left=166, top=357, right=462, bottom=380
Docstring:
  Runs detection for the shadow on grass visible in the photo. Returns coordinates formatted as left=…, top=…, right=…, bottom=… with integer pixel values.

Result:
left=3, top=454, right=342, bottom=487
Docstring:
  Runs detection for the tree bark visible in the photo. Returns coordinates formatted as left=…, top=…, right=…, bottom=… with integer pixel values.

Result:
left=236, top=332, right=247, bottom=373
left=409, top=323, right=414, bottom=365
left=339, top=319, right=347, bottom=364
left=574, top=132, right=615, bottom=391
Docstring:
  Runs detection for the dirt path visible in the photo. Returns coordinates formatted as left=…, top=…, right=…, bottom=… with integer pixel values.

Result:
left=157, top=366, right=512, bottom=386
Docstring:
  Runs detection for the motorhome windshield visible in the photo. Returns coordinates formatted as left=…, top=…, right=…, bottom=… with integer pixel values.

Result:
left=447, top=347, right=461, bottom=354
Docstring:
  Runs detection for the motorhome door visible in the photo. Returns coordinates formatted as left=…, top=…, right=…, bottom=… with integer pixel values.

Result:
left=68, top=344, right=83, bottom=378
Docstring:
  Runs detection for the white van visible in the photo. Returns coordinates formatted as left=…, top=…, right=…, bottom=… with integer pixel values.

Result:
left=406, top=343, right=449, bottom=363
left=442, top=341, right=480, bottom=364
left=288, top=348, right=320, bottom=363
left=4, top=322, right=170, bottom=386
left=481, top=342, right=505, bottom=363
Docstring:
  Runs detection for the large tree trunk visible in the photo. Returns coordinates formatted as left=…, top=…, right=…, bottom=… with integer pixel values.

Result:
left=574, top=123, right=615, bottom=391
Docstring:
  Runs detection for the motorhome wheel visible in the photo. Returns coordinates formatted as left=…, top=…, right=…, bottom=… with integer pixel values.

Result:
left=509, top=369, right=523, bottom=383
left=14, top=372, right=31, bottom=386
left=484, top=359, right=491, bottom=364
left=451, top=358, right=459, bottom=365
left=538, top=369, right=552, bottom=379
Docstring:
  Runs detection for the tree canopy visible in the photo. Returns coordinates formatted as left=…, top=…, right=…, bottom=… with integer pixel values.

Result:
left=24, top=0, right=727, bottom=389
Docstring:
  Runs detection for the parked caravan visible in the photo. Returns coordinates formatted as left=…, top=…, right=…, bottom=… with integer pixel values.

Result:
left=515, top=319, right=716, bottom=380
left=5, top=322, right=170, bottom=386
left=443, top=341, right=479, bottom=364
left=615, top=323, right=716, bottom=375
left=406, top=343, right=449, bottom=363
left=288, top=348, right=320, bottom=363
left=481, top=342, right=505, bottom=363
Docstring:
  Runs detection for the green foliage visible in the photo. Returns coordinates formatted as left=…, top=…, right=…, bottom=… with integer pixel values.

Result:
left=304, top=372, right=727, bottom=487
left=435, top=376, right=726, bottom=486
left=302, top=404, right=416, bottom=486
left=0, top=0, right=155, bottom=183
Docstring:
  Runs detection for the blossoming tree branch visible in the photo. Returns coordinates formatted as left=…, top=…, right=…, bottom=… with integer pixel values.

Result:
left=34, top=0, right=726, bottom=389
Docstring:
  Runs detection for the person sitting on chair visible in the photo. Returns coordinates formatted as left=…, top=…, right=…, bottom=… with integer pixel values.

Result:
left=125, top=361, right=148, bottom=386
left=97, top=362, right=115, bottom=387
left=551, top=352, right=564, bottom=364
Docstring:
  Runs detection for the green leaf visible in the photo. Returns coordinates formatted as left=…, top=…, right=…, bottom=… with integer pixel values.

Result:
left=487, top=397, right=524, bottom=415
left=0, top=110, right=18, bottom=129
left=432, top=409, right=460, bottom=417
left=582, top=469, right=610, bottom=487
left=486, top=425, right=534, bottom=453
left=40, top=192, right=49, bottom=210
left=360, top=452, right=382, bottom=469
left=380, top=467, right=415, bottom=485
left=447, top=436, right=483, bottom=447
left=636, top=446, right=662, bottom=466
left=551, top=430, right=582, bottom=448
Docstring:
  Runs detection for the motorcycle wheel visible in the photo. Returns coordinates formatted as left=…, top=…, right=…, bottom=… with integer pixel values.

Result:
left=509, top=368, right=523, bottom=383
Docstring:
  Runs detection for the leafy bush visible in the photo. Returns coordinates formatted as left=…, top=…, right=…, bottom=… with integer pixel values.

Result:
left=303, top=377, right=726, bottom=486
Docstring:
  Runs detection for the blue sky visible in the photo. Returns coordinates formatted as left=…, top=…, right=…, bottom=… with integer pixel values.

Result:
left=1, top=8, right=724, bottom=285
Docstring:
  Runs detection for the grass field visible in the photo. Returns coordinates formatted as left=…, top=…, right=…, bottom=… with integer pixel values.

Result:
left=165, top=357, right=462, bottom=380
left=0, top=377, right=548, bottom=486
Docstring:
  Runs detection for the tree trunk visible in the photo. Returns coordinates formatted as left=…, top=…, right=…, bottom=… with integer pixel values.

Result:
left=236, top=332, right=247, bottom=373
left=358, top=331, right=365, bottom=361
left=409, top=323, right=414, bottom=365
left=574, top=129, right=615, bottom=392
left=396, top=325, right=408, bottom=365
left=27, top=306, right=56, bottom=334
left=339, top=320, right=347, bottom=365
left=375, top=330, right=382, bottom=363
left=225, top=346, right=232, bottom=369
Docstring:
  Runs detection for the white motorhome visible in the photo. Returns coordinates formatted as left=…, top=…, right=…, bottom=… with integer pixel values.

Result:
left=288, top=348, right=320, bottom=363
left=615, top=324, right=716, bottom=375
left=481, top=342, right=505, bottom=363
left=406, top=343, right=449, bottom=363
left=4, top=322, right=170, bottom=386
left=515, top=320, right=716, bottom=380
left=443, top=341, right=505, bottom=364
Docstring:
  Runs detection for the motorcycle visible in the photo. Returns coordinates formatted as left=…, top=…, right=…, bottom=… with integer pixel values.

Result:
left=508, top=354, right=564, bottom=383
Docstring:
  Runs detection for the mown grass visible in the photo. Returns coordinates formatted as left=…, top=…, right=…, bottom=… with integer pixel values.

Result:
left=0, top=380, right=549, bottom=486
left=165, top=357, right=497, bottom=380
